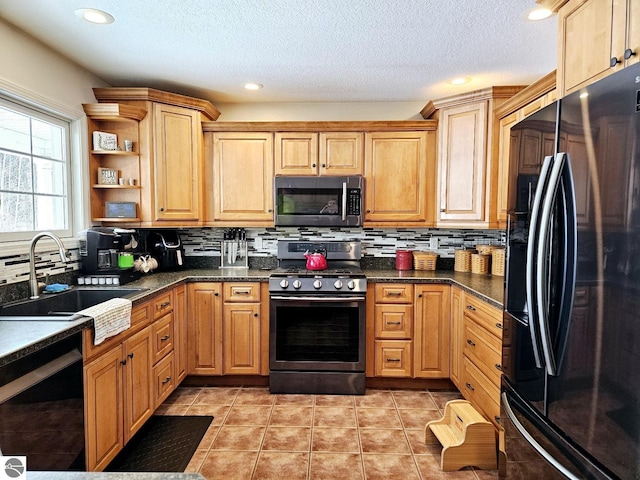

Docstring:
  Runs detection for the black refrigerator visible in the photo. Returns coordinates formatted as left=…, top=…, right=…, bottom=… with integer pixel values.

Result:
left=501, top=62, right=640, bottom=480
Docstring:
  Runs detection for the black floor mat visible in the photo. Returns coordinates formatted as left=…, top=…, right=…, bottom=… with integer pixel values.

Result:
left=106, top=415, right=213, bottom=472
left=606, top=406, right=640, bottom=441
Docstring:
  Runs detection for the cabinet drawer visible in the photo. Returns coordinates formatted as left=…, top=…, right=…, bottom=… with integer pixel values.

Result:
left=153, top=350, right=175, bottom=409
left=374, top=304, right=413, bottom=339
left=153, top=291, right=174, bottom=319
left=152, top=313, right=174, bottom=364
left=462, top=356, right=500, bottom=428
left=463, top=318, right=502, bottom=387
left=374, top=340, right=412, bottom=377
left=375, top=283, right=414, bottom=303
left=224, top=282, right=260, bottom=302
left=463, top=294, right=503, bottom=340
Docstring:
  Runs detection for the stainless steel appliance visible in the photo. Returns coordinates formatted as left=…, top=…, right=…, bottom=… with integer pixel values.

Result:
left=147, top=230, right=185, bottom=271
left=78, top=227, right=140, bottom=285
left=0, top=333, right=84, bottom=470
left=501, top=63, right=640, bottom=479
left=269, top=240, right=366, bottom=394
left=274, top=176, right=363, bottom=227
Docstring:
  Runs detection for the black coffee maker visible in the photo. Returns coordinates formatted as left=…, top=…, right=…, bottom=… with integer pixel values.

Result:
left=78, top=227, right=140, bottom=284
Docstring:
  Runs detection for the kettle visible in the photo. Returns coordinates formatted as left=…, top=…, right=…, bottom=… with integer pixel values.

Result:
left=304, top=248, right=328, bottom=271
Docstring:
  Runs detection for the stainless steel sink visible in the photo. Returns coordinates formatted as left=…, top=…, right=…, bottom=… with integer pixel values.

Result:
left=0, top=287, right=148, bottom=321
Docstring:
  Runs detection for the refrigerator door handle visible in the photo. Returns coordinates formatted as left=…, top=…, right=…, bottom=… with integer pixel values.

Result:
left=526, top=154, right=554, bottom=369
left=536, top=152, right=567, bottom=376
left=502, top=392, right=580, bottom=480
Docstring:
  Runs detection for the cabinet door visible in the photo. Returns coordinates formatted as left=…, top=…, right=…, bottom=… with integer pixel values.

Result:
left=449, top=287, right=464, bottom=389
left=174, top=284, right=188, bottom=384
left=122, top=326, right=153, bottom=443
left=319, top=132, right=364, bottom=175
left=153, top=104, right=201, bottom=222
left=223, top=302, right=261, bottom=375
left=274, top=132, right=318, bottom=175
left=414, top=285, right=450, bottom=378
left=187, top=282, right=223, bottom=374
left=364, top=131, right=430, bottom=224
left=212, top=132, right=274, bottom=222
left=84, top=346, right=124, bottom=472
left=437, top=101, right=488, bottom=225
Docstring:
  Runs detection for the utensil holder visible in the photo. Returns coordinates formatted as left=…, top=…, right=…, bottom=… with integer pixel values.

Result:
left=220, top=240, right=248, bottom=268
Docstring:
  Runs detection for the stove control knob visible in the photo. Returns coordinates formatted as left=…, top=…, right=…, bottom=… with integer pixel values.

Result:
left=347, top=280, right=356, bottom=290
left=313, top=280, right=322, bottom=289
left=334, top=280, right=343, bottom=290
left=292, top=280, right=302, bottom=289
left=279, top=279, right=289, bottom=289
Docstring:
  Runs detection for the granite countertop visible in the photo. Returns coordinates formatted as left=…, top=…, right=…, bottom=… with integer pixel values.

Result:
left=0, top=267, right=504, bottom=366
left=27, top=473, right=205, bottom=480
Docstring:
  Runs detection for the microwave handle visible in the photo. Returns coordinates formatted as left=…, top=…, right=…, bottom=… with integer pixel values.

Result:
left=342, top=182, right=347, bottom=222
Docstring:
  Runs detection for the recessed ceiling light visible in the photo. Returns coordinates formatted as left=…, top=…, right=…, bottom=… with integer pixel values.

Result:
left=244, top=83, right=264, bottom=91
left=75, top=8, right=115, bottom=24
left=527, top=7, right=552, bottom=21
left=450, top=77, right=471, bottom=86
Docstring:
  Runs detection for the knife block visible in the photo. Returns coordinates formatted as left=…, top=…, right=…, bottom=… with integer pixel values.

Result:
left=220, top=240, right=248, bottom=268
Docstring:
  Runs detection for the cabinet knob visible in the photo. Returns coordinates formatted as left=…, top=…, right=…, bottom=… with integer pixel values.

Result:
left=254, top=313, right=259, bottom=317
left=465, top=382, right=475, bottom=392
left=161, top=335, right=170, bottom=341
left=162, top=376, right=171, bottom=384
left=268, top=209, right=273, bottom=213
left=312, top=163, right=316, bottom=168
left=214, top=292, right=219, bottom=296
left=466, top=305, right=476, bottom=311
left=624, top=49, right=637, bottom=60
left=466, top=339, right=476, bottom=347
left=495, top=363, right=503, bottom=371
left=120, top=359, right=127, bottom=365
left=159, top=207, right=165, bottom=212
left=610, top=56, right=622, bottom=67
left=128, top=353, right=134, bottom=359
left=321, top=164, right=326, bottom=168
left=494, top=415, right=501, bottom=424
left=366, top=209, right=371, bottom=213
left=440, top=208, right=445, bottom=212
left=418, top=293, right=422, bottom=298
left=495, top=322, right=503, bottom=329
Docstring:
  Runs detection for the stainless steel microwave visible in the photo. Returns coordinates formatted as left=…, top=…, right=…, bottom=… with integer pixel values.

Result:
left=274, top=176, right=363, bottom=227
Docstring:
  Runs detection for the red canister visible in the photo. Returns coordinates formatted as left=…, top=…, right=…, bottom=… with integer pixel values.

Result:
left=395, top=249, right=413, bottom=270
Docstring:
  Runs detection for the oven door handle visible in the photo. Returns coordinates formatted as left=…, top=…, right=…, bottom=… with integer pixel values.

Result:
left=270, top=295, right=365, bottom=302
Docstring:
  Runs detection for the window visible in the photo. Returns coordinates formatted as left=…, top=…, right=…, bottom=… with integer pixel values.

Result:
left=0, top=96, right=71, bottom=240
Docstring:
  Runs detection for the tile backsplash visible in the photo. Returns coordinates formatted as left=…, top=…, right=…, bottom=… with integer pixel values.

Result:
left=0, top=227, right=504, bottom=289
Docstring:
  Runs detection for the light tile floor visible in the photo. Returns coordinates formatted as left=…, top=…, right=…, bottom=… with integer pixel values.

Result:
left=156, top=386, right=500, bottom=480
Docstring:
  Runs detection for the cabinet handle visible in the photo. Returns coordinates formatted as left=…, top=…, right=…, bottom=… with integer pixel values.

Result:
left=494, top=416, right=501, bottom=423
left=386, top=321, right=401, bottom=325
left=214, top=292, right=219, bottom=296
left=418, top=293, right=422, bottom=298
left=495, top=322, right=503, bottom=330
left=466, top=305, right=476, bottom=311
left=440, top=208, right=445, bottom=212
left=235, top=290, right=251, bottom=295
left=128, top=353, right=134, bottom=359
left=386, top=358, right=401, bottom=363
left=610, top=56, right=622, bottom=67
left=466, top=339, right=476, bottom=347
left=162, top=376, right=171, bottom=384
left=120, top=359, right=127, bottom=365
left=387, top=292, right=403, bottom=297
left=159, top=301, right=171, bottom=308
left=465, top=382, right=475, bottom=392
left=624, top=49, right=636, bottom=60
left=268, top=209, right=273, bottom=213
left=254, top=313, right=259, bottom=317
left=495, top=363, right=503, bottom=371
left=161, top=335, right=170, bottom=341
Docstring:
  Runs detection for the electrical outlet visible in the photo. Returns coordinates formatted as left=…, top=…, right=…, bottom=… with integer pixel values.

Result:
left=429, top=237, right=439, bottom=250
left=254, top=236, right=263, bottom=250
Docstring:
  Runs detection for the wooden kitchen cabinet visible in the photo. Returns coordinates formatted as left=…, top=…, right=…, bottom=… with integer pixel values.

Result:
left=422, top=87, right=524, bottom=228
left=187, top=282, right=223, bottom=375
left=207, top=132, right=274, bottom=224
left=449, top=286, right=464, bottom=389
left=174, top=284, right=188, bottom=383
left=558, top=0, right=639, bottom=96
left=223, top=282, right=261, bottom=375
left=84, top=323, right=153, bottom=471
left=414, top=284, right=450, bottom=378
left=364, top=131, right=436, bottom=226
left=82, top=103, right=147, bottom=225
left=92, top=87, right=220, bottom=226
left=275, top=131, right=364, bottom=175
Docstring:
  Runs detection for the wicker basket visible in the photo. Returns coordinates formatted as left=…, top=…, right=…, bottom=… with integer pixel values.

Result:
left=491, top=248, right=506, bottom=276
left=476, top=244, right=498, bottom=255
left=471, top=253, right=491, bottom=274
left=454, top=249, right=474, bottom=272
left=413, top=251, right=438, bottom=271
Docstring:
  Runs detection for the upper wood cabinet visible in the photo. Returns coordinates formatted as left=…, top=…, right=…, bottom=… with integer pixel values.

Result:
left=92, top=87, right=219, bottom=227
left=364, top=131, right=436, bottom=226
left=558, top=0, right=639, bottom=96
left=274, top=132, right=364, bottom=176
left=495, top=72, right=557, bottom=228
left=422, top=86, right=524, bottom=228
left=206, top=132, right=274, bottom=225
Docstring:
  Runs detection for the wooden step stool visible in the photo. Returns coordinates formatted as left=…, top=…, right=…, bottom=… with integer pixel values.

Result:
left=425, top=399, right=497, bottom=471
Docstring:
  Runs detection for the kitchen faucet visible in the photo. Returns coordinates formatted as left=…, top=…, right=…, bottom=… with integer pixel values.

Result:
left=29, top=232, right=70, bottom=299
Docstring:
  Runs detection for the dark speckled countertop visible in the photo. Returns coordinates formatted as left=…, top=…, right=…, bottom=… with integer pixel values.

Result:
left=0, top=268, right=504, bottom=367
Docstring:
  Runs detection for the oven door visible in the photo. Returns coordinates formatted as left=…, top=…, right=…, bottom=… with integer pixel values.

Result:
left=269, top=295, right=365, bottom=372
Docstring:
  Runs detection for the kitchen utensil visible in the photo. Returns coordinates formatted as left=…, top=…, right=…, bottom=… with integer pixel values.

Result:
left=304, top=248, right=328, bottom=270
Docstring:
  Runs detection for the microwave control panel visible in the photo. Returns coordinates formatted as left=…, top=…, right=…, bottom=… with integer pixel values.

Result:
left=347, top=189, right=361, bottom=215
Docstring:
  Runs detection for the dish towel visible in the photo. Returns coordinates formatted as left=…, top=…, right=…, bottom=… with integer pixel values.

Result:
left=78, top=298, right=133, bottom=346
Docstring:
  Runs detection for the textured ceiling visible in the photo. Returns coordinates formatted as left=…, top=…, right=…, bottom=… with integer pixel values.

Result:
left=0, top=0, right=558, bottom=104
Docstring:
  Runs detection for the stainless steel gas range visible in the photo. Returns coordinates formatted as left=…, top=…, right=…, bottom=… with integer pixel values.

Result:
left=268, top=240, right=366, bottom=395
